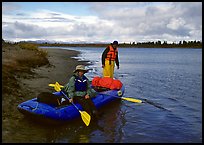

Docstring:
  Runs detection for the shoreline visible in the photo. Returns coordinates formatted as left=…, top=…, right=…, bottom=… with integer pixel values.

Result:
left=23, top=48, right=90, bottom=94
left=2, top=47, right=90, bottom=142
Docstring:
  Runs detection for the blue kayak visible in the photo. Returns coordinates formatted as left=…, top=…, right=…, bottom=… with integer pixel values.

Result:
left=17, top=85, right=125, bottom=124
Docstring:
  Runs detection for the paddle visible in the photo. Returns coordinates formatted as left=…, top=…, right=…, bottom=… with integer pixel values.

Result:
left=100, top=92, right=167, bottom=110
left=48, top=83, right=64, bottom=89
left=49, top=82, right=167, bottom=111
left=98, top=92, right=142, bottom=103
left=49, top=82, right=142, bottom=103
left=49, top=82, right=91, bottom=126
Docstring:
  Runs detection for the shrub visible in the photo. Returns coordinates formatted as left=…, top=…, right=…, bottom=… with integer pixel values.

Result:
left=18, top=43, right=38, bottom=51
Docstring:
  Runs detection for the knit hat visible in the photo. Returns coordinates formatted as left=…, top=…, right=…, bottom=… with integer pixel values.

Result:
left=112, top=41, right=118, bottom=45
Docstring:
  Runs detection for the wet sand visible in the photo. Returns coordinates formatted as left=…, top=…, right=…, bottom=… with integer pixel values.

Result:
left=2, top=47, right=89, bottom=143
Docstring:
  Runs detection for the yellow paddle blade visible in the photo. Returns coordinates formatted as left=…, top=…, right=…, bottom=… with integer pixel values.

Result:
left=121, top=97, right=142, bottom=103
left=49, top=82, right=64, bottom=91
left=55, top=82, right=64, bottom=88
left=56, top=82, right=63, bottom=91
left=79, top=110, right=91, bottom=126
left=49, top=83, right=59, bottom=91
left=54, top=85, right=61, bottom=91
left=49, top=83, right=64, bottom=88
left=55, top=82, right=60, bottom=86
left=50, top=82, right=61, bottom=91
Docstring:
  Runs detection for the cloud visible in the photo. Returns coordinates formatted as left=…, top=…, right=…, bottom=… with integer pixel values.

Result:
left=2, top=2, right=21, bottom=14
left=88, top=2, right=202, bottom=42
left=3, top=21, right=47, bottom=39
left=2, top=2, right=202, bottom=43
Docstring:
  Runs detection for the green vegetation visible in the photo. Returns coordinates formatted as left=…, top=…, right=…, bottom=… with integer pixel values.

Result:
left=2, top=41, right=50, bottom=95
left=18, top=43, right=39, bottom=50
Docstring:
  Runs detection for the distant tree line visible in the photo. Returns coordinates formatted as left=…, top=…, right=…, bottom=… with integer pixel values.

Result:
left=38, top=40, right=203, bottom=48
left=2, top=39, right=202, bottom=48
left=119, top=40, right=202, bottom=48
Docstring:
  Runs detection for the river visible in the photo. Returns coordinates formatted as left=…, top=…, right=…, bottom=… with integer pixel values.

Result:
left=16, top=47, right=203, bottom=143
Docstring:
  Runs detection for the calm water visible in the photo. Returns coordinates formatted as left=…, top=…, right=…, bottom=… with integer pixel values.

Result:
left=21, top=47, right=203, bottom=143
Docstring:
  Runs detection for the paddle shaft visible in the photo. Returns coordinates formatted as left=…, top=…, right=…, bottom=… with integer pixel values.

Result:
left=49, top=82, right=91, bottom=126
left=98, top=92, right=142, bottom=103
left=60, top=90, right=80, bottom=111
left=51, top=82, right=81, bottom=111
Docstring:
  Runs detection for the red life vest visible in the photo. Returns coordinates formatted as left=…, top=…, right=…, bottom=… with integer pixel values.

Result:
left=105, top=45, right=118, bottom=61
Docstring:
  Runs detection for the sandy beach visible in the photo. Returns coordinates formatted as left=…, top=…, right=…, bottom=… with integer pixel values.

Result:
left=2, top=46, right=88, bottom=142
left=20, top=48, right=89, bottom=95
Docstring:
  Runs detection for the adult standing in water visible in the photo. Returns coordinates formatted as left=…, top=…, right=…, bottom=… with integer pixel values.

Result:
left=101, top=40, right=120, bottom=78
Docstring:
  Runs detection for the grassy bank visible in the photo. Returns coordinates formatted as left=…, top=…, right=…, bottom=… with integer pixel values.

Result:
left=2, top=42, right=50, bottom=98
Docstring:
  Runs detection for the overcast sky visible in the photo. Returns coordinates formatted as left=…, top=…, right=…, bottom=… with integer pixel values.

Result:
left=2, top=2, right=202, bottom=43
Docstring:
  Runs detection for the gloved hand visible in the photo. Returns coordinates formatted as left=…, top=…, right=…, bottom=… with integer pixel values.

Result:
left=117, top=66, right=119, bottom=69
left=61, top=87, right=65, bottom=92
left=85, top=94, right=90, bottom=99
left=69, top=98, right=73, bottom=103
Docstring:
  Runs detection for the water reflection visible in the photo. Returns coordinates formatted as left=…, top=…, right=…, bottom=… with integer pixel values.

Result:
left=15, top=99, right=124, bottom=143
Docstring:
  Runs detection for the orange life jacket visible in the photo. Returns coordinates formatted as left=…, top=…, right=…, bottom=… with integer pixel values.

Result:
left=105, top=45, right=118, bottom=61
